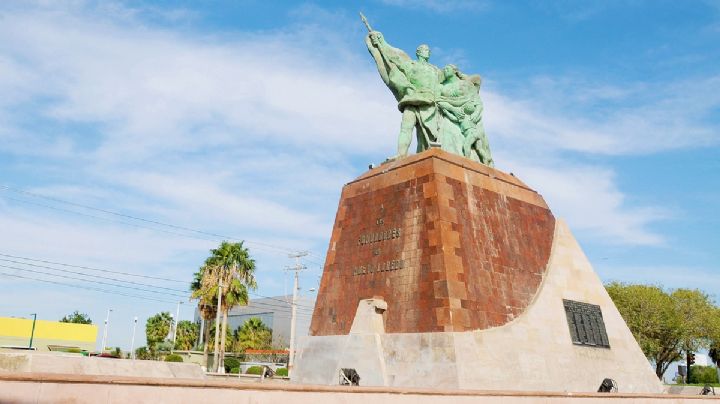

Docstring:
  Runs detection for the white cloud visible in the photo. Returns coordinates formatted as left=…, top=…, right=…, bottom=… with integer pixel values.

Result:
left=0, top=0, right=687, bottom=254
left=483, top=76, right=720, bottom=156
left=499, top=160, right=669, bottom=246
left=0, top=4, right=399, bottom=165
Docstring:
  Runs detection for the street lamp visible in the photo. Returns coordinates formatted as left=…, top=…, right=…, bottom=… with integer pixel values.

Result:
left=28, top=313, right=37, bottom=350
left=172, top=301, right=182, bottom=353
left=130, top=316, right=138, bottom=359
left=100, top=308, right=113, bottom=352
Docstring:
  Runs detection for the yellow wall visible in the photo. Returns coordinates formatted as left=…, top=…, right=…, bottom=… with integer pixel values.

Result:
left=0, top=317, right=97, bottom=343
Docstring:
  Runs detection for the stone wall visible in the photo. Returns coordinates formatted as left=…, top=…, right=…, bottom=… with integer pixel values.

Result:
left=0, top=351, right=205, bottom=379
left=0, top=372, right=710, bottom=403
left=310, top=149, right=555, bottom=335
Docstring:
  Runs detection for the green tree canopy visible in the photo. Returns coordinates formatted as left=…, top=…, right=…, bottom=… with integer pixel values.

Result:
left=233, top=317, right=272, bottom=352
left=60, top=311, right=92, bottom=324
left=606, top=282, right=720, bottom=379
left=146, top=311, right=172, bottom=352
left=174, top=320, right=199, bottom=351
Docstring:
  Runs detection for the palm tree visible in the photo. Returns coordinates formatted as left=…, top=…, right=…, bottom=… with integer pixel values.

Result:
left=202, top=241, right=257, bottom=372
left=174, top=320, right=199, bottom=351
left=146, top=311, right=173, bottom=357
left=190, top=267, right=217, bottom=370
left=234, top=317, right=272, bottom=352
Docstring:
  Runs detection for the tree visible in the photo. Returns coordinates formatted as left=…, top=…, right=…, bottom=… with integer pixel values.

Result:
left=146, top=312, right=172, bottom=356
left=709, top=343, right=720, bottom=367
left=200, top=241, right=257, bottom=372
left=671, top=289, right=720, bottom=381
left=233, top=317, right=272, bottom=352
left=191, top=266, right=218, bottom=370
left=135, top=346, right=152, bottom=360
left=206, top=322, right=234, bottom=351
left=174, top=320, right=199, bottom=351
left=60, top=311, right=92, bottom=324
left=606, top=283, right=720, bottom=379
left=607, top=282, right=683, bottom=378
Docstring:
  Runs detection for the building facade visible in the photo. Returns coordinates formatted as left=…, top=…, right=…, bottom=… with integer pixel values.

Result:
left=0, top=317, right=97, bottom=352
left=194, top=295, right=315, bottom=348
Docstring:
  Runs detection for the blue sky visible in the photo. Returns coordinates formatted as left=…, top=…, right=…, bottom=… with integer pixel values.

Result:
left=0, top=0, right=718, bottom=351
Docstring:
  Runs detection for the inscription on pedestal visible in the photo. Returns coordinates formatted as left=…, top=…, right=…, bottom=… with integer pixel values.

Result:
left=563, top=299, right=610, bottom=349
left=353, top=220, right=404, bottom=276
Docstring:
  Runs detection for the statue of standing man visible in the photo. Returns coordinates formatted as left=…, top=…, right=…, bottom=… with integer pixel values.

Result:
left=363, top=14, right=443, bottom=159
left=362, top=13, right=493, bottom=166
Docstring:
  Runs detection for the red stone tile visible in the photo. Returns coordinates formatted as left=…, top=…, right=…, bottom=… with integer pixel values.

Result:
left=309, top=150, right=555, bottom=336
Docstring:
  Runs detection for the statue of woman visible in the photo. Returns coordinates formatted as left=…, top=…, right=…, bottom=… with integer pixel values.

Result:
left=437, top=65, right=494, bottom=166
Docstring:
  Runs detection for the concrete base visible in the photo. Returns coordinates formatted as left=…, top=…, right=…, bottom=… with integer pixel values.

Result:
left=0, top=372, right=712, bottom=403
left=0, top=351, right=205, bottom=379
left=294, top=220, right=664, bottom=393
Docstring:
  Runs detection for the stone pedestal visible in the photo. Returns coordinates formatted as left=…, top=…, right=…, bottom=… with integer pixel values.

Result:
left=295, top=149, right=663, bottom=393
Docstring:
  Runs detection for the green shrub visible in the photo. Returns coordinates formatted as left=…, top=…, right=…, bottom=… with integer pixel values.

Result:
left=224, top=357, right=240, bottom=373
left=135, top=346, right=152, bottom=360
left=230, top=366, right=240, bottom=374
left=275, top=368, right=288, bottom=377
left=164, top=354, right=183, bottom=362
left=246, top=365, right=263, bottom=375
left=689, top=365, right=719, bottom=384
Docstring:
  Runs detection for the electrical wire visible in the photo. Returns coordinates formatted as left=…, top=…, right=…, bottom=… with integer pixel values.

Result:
left=0, top=251, right=317, bottom=310
left=0, top=252, right=187, bottom=284
left=0, top=258, right=188, bottom=293
left=0, top=185, right=313, bottom=256
left=248, top=291, right=315, bottom=310
left=0, top=271, right=177, bottom=304
left=0, top=263, right=189, bottom=298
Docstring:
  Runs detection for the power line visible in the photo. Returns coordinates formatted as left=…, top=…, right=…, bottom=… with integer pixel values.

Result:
left=0, top=263, right=189, bottom=298
left=199, top=295, right=315, bottom=314
left=0, top=258, right=188, bottom=293
left=0, top=271, right=177, bottom=304
left=0, top=252, right=317, bottom=310
left=0, top=185, right=312, bottom=256
left=248, top=291, right=315, bottom=310
left=245, top=298, right=315, bottom=314
left=0, top=252, right=187, bottom=284
left=1, top=266, right=314, bottom=317
left=1, top=195, right=222, bottom=244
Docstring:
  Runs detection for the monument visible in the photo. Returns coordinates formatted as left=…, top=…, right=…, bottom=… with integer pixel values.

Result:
left=292, top=15, right=663, bottom=393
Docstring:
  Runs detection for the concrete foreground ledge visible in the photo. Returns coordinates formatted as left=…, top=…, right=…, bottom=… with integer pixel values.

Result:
left=0, top=372, right=718, bottom=403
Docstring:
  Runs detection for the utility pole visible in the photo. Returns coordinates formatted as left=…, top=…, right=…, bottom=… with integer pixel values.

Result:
left=130, top=316, right=138, bottom=359
left=100, top=308, right=112, bottom=352
left=286, top=251, right=307, bottom=379
left=172, top=301, right=182, bottom=352
left=198, top=318, right=205, bottom=349
left=213, top=275, right=223, bottom=373
left=28, top=313, right=37, bottom=350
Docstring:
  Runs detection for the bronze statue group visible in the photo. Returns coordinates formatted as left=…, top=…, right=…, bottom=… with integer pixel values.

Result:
left=364, top=20, right=493, bottom=166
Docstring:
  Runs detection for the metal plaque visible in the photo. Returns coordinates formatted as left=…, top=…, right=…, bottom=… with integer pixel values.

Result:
left=563, top=299, right=610, bottom=348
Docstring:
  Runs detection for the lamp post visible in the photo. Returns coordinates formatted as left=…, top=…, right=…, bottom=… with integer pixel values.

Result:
left=28, top=313, right=37, bottom=350
left=286, top=251, right=307, bottom=379
left=100, top=308, right=112, bottom=352
left=130, top=316, right=138, bottom=359
left=172, top=301, right=182, bottom=352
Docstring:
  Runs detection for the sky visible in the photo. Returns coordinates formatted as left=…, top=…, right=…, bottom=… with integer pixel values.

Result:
left=0, top=0, right=718, bottom=352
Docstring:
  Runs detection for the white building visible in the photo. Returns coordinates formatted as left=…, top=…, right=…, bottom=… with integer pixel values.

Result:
left=194, top=295, right=315, bottom=348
